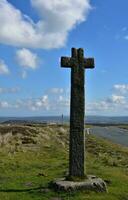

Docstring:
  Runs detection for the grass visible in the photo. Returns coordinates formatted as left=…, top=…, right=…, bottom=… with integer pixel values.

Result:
left=0, top=124, right=128, bottom=199
left=118, top=125, right=128, bottom=131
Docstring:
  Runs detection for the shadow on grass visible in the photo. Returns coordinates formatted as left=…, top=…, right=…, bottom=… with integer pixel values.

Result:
left=0, top=186, right=47, bottom=193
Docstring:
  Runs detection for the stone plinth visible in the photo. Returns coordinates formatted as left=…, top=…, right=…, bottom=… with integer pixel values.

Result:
left=51, top=175, right=107, bottom=192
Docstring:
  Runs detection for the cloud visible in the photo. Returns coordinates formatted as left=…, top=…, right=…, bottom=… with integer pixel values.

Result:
left=0, top=88, right=70, bottom=113
left=113, top=84, right=128, bottom=94
left=0, top=59, right=9, bottom=75
left=87, top=101, right=110, bottom=113
left=0, top=87, right=20, bottom=94
left=86, top=83, right=128, bottom=115
left=57, top=95, right=70, bottom=107
left=87, top=93, right=127, bottom=115
left=1, top=84, right=128, bottom=115
left=107, top=95, right=125, bottom=104
left=0, top=0, right=91, bottom=49
left=0, top=101, right=9, bottom=108
left=14, top=95, right=50, bottom=111
left=21, top=70, right=27, bottom=79
left=16, top=48, right=39, bottom=69
left=46, top=88, right=64, bottom=94
left=24, top=93, right=70, bottom=112
left=34, top=95, right=49, bottom=110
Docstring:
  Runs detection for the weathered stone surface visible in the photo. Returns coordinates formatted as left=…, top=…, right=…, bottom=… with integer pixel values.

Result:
left=61, top=48, right=95, bottom=177
left=69, top=48, right=85, bottom=177
left=52, top=175, right=107, bottom=192
left=61, top=56, right=94, bottom=69
left=84, top=58, right=95, bottom=68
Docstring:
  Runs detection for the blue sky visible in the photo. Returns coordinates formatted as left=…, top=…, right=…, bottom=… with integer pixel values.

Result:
left=0, top=0, right=128, bottom=116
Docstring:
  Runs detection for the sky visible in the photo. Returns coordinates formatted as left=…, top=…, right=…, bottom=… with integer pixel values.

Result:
left=0, top=0, right=128, bottom=116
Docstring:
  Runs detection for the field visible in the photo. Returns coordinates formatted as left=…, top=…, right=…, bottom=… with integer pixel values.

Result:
left=0, top=124, right=128, bottom=200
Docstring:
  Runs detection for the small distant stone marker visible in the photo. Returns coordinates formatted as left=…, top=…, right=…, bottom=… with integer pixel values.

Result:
left=52, top=48, right=107, bottom=192
left=61, top=48, right=94, bottom=177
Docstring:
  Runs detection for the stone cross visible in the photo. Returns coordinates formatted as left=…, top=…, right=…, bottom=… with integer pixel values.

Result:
left=61, top=48, right=95, bottom=178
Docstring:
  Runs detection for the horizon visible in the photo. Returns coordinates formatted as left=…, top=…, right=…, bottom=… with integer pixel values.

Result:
left=1, top=115, right=128, bottom=118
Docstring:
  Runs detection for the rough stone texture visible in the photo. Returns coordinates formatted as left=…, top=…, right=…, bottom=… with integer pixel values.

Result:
left=84, top=58, right=95, bottom=68
left=61, top=48, right=94, bottom=177
left=52, top=175, right=107, bottom=192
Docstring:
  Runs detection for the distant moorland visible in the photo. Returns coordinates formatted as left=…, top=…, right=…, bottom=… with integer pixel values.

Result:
left=1, top=115, right=128, bottom=124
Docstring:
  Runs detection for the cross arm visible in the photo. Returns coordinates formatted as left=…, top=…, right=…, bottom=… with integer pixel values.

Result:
left=61, top=56, right=95, bottom=69
left=61, top=57, right=72, bottom=68
left=84, top=58, right=95, bottom=69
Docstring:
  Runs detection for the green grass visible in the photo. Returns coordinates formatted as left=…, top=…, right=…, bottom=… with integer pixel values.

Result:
left=0, top=125, right=128, bottom=200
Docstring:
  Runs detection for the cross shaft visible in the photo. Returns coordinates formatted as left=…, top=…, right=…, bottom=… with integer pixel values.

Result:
left=61, top=48, right=94, bottom=178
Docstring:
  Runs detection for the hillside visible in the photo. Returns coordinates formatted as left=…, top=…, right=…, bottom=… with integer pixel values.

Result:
left=0, top=124, right=128, bottom=200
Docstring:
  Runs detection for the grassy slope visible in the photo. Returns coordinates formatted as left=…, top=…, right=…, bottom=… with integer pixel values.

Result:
left=0, top=124, right=128, bottom=200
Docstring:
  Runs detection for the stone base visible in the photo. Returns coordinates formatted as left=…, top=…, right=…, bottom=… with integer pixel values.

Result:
left=51, top=175, right=107, bottom=192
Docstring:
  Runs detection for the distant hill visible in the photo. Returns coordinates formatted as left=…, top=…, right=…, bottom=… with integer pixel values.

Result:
left=86, top=116, right=128, bottom=124
left=1, top=116, right=128, bottom=124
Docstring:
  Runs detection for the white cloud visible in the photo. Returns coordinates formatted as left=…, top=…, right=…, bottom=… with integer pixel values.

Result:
left=87, top=94, right=127, bottom=115
left=110, top=95, right=125, bottom=104
left=1, top=84, right=128, bottom=115
left=0, top=0, right=91, bottom=49
left=113, top=84, right=128, bottom=94
left=35, top=95, right=49, bottom=110
left=1, top=83, right=128, bottom=116
left=57, top=96, right=70, bottom=107
left=13, top=95, right=50, bottom=111
left=0, top=59, right=9, bottom=75
left=87, top=101, right=110, bottom=113
left=16, top=48, right=39, bottom=69
left=0, top=101, right=9, bottom=108
left=86, top=83, right=128, bottom=115
left=0, top=88, right=70, bottom=113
